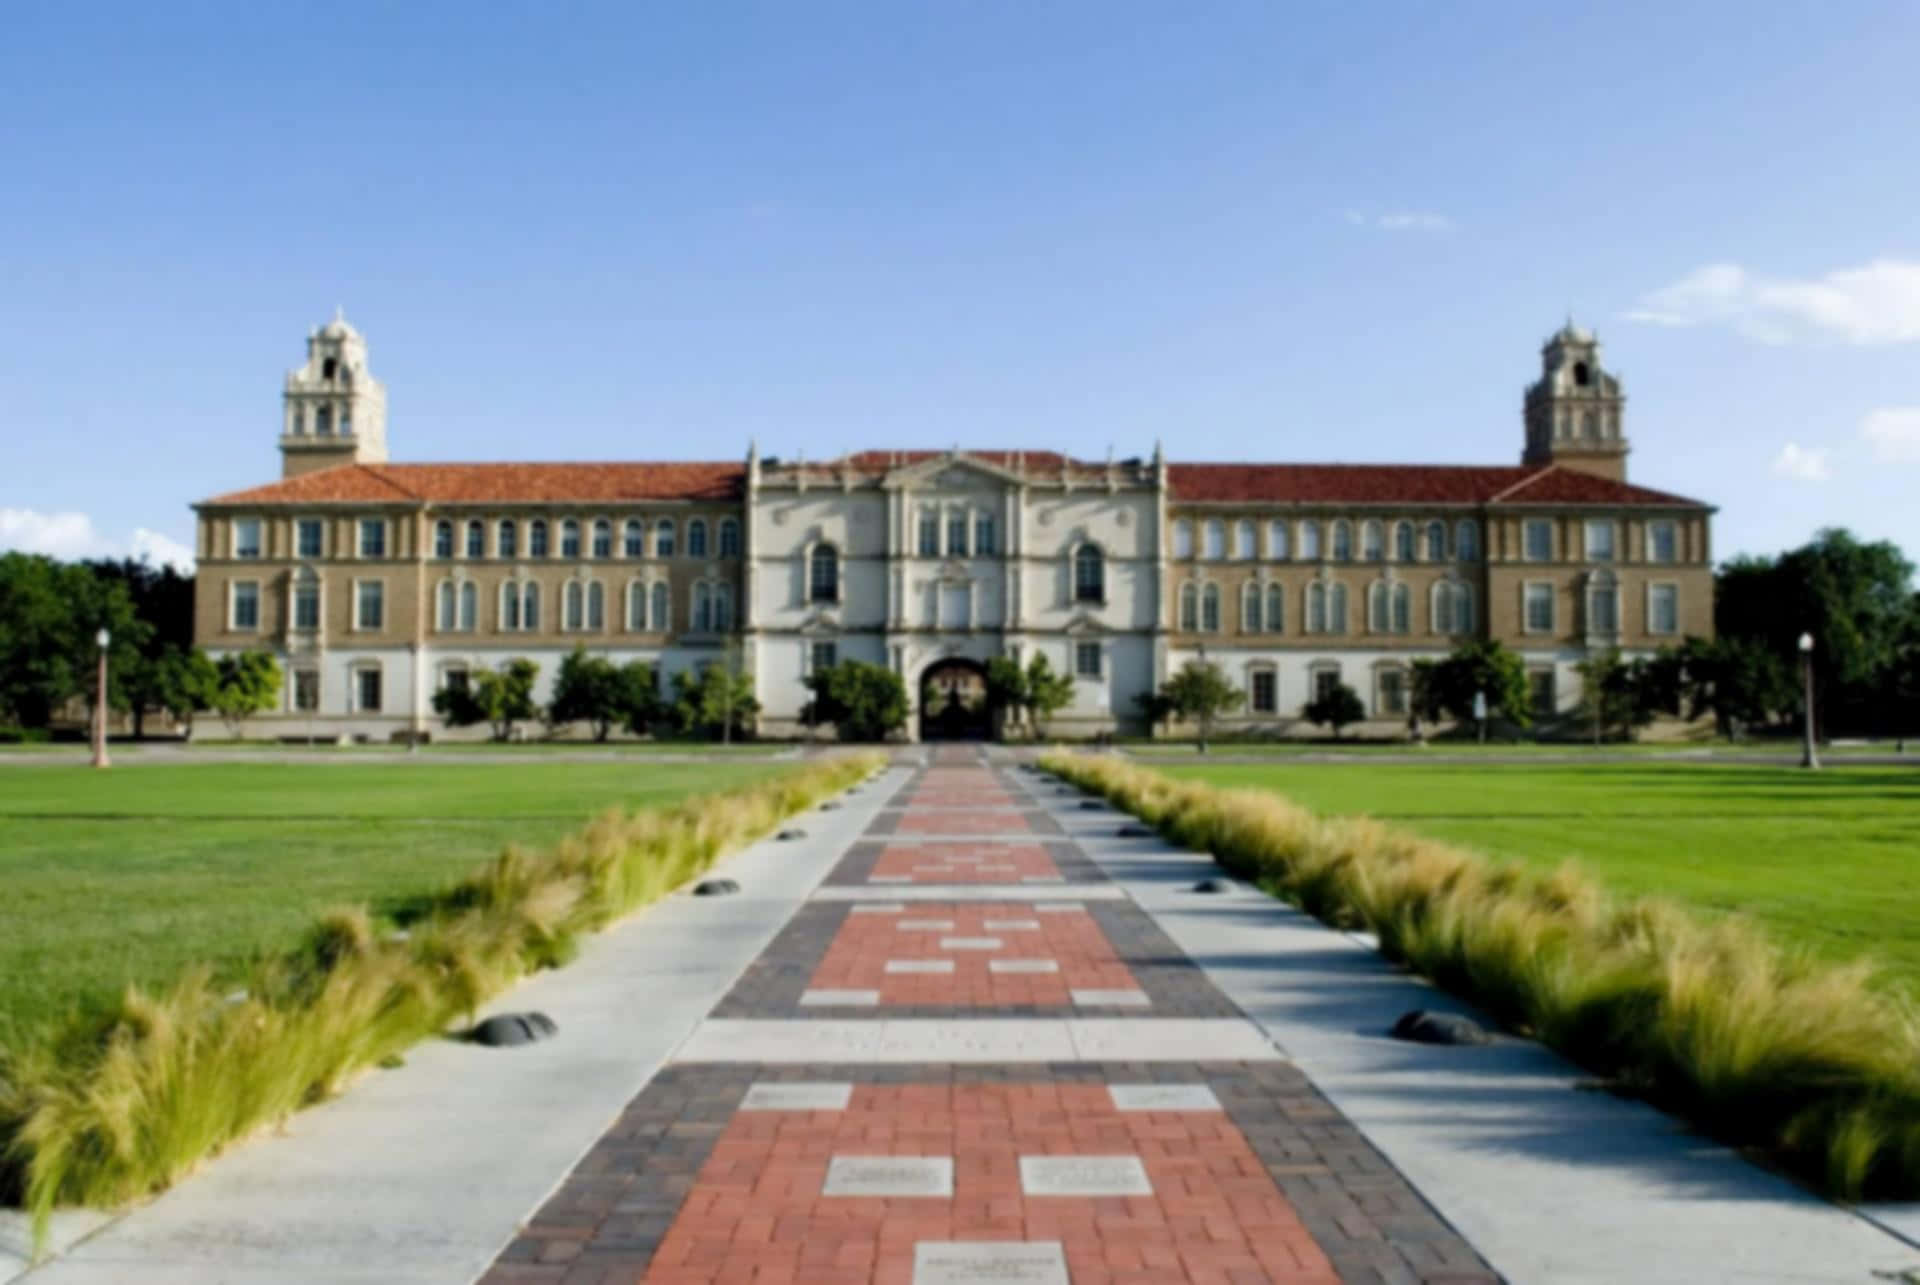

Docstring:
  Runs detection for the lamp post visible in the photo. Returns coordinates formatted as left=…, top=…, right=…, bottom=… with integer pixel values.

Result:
left=91, top=627, right=110, bottom=769
left=1799, top=632, right=1819, bottom=770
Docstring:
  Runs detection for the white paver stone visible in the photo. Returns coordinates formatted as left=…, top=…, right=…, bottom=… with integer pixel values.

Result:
left=1021, top=876, right=1066, bottom=884
left=989, top=959, right=1060, bottom=974
left=1108, top=1084, right=1222, bottom=1112
left=1071, top=989, right=1151, bottom=1008
left=983, top=919, right=1041, bottom=931
left=740, top=1083, right=855, bottom=1111
left=913, top=1241, right=1068, bottom=1285
left=897, top=920, right=957, bottom=931
left=849, top=904, right=907, bottom=915
left=886, top=960, right=955, bottom=974
left=824, top=1155, right=953, bottom=1198
left=1035, top=903, right=1086, bottom=913
left=801, top=989, right=880, bottom=1006
left=940, top=937, right=1005, bottom=950
left=1019, top=1155, right=1152, bottom=1197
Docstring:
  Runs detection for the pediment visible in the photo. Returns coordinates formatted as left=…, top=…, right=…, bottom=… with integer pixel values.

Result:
left=882, top=452, right=1020, bottom=491
left=1062, top=612, right=1106, bottom=636
left=797, top=610, right=841, bottom=635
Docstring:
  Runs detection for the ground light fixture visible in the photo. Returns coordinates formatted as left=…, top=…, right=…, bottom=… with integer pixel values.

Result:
left=1799, top=632, right=1819, bottom=770
left=91, top=627, right=110, bottom=769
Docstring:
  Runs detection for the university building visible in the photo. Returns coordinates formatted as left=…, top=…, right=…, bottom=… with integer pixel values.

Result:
left=191, top=315, right=1715, bottom=740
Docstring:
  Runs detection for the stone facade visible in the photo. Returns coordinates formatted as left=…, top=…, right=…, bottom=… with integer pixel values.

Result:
left=192, top=317, right=1715, bottom=740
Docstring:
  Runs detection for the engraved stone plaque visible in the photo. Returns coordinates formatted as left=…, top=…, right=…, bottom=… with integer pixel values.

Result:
left=1070, top=989, right=1150, bottom=1007
left=740, top=1082, right=855, bottom=1111
left=1035, top=904, right=1085, bottom=914
left=989, top=959, right=1059, bottom=974
left=1107, top=1084, right=1222, bottom=1112
left=824, top=1154, right=954, bottom=1197
left=1018, top=1155, right=1152, bottom=1197
left=850, top=904, right=907, bottom=915
left=983, top=919, right=1041, bottom=931
left=1021, top=876, right=1066, bottom=885
left=897, top=919, right=956, bottom=931
left=869, top=875, right=914, bottom=884
left=940, top=937, right=1004, bottom=950
left=912, top=1241, right=1068, bottom=1285
left=886, top=959, right=955, bottom=973
left=801, top=989, right=880, bottom=1006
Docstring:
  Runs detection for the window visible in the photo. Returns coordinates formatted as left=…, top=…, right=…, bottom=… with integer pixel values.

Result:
left=688, top=519, right=708, bottom=558
left=354, top=666, right=382, bottom=714
left=1524, top=583, right=1554, bottom=633
left=713, top=583, right=734, bottom=632
left=502, top=582, right=522, bottom=631
left=1394, top=521, right=1415, bottom=562
left=1268, top=520, right=1290, bottom=561
left=1424, top=520, right=1446, bottom=562
left=433, top=520, right=453, bottom=558
left=654, top=518, right=676, bottom=557
left=436, top=581, right=456, bottom=631
left=1588, top=579, right=1619, bottom=633
left=1179, top=583, right=1198, bottom=631
left=1379, top=668, right=1408, bottom=716
left=648, top=581, right=668, bottom=630
left=1331, top=520, right=1352, bottom=562
left=692, top=582, right=713, bottom=632
left=1648, top=520, right=1678, bottom=564
left=810, top=544, right=839, bottom=602
left=719, top=518, right=741, bottom=557
left=1241, top=582, right=1262, bottom=632
left=523, top=582, right=541, bottom=630
left=1330, top=582, right=1349, bottom=633
left=592, top=519, right=613, bottom=559
left=293, top=669, right=319, bottom=712
left=1203, top=520, right=1225, bottom=560
left=1074, top=642, right=1102, bottom=679
left=1524, top=519, right=1553, bottom=562
left=1369, top=583, right=1389, bottom=633
left=355, top=580, right=384, bottom=630
left=499, top=519, right=518, bottom=559
left=626, top=582, right=647, bottom=631
left=1433, top=581, right=1472, bottom=635
left=530, top=520, right=550, bottom=558
left=1392, top=583, right=1410, bottom=634
left=234, top=519, right=262, bottom=560
left=1529, top=670, right=1557, bottom=718
left=947, top=511, right=968, bottom=556
left=1313, top=667, right=1341, bottom=704
left=1265, top=582, right=1285, bottom=633
left=1172, top=519, right=1194, bottom=558
left=1073, top=545, right=1104, bottom=603
left=1200, top=583, right=1221, bottom=632
left=1650, top=584, right=1679, bottom=635
left=442, top=667, right=470, bottom=696
left=1250, top=669, right=1277, bottom=714
left=231, top=580, right=260, bottom=630
left=1456, top=519, right=1479, bottom=561
left=624, top=519, right=645, bottom=558
left=564, top=582, right=584, bottom=631
left=1586, top=520, right=1616, bottom=562
left=974, top=513, right=996, bottom=555
left=1235, top=520, right=1255, bottom=560
left=293, top=579, right=320, bottom=630
left=1362, top=520, right=1384, bottom=562
left=316, top=405, right=333, bottom=436
left=810, top=641, right=837, bottom=675
left=561, top=519, right=581, bottom=559
left=918, top=509, right=938, bottom=556
left=1300, top=520, right=1321, bottom=561
left=296, top=519, right=324, bottom=559
left=587, top=582, right=605, bottom=631
left=1307, top=582, right=1327, bottom=634
left=359, top=518, right=386, bottom=558
left=339, top=405, right=352, bottom=434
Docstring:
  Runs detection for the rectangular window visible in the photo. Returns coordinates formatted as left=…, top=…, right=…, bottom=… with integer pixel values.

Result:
left=1203, top=521, right=1225, bottom=559
left=293, top=583, right=320, bottom=630
left=359, top=518, right=386, bottom=558
left=1074, top=642, right=1102, bottom=679
left=1585, top=520, right=1616, bottom=562
left=1524, top=583, right=1554, bottom=633
left=355, top=667, right=383, bottom=713
left=918, top=512, right=939, bottom=556
left=231, top=580, right=260, bottom=630
left=1379, top=669, right=1407, bottom=716
left=809, top=641, right=837, bottom=675
left=1648, top=520, right=1678, bottom=564
left=1589, top=587, right=1619, bottom=633
left=1524, top=519, right=1553, bottom=562
left=233, top=519, right=262, bottom=560
left=1650, top=584, right=1679, bottom=634
left=947, top=513, right=968, bottom=556
left=974, top=514, right=996, bottom=555
left=1529, top=670, right=1556, bottom=718
left=1250, top=670, right=1276, bottom=713
left=1312, top=668, right=1340, bottom=704
left=467, top=523, right=486, bottom=559
left=356, top=580, right=384, bottom=630
left=296, top=518, right=323, bottom=559
left=293, top=669, right=319, bottom=712
left=442, top=667, right=470, bottom=695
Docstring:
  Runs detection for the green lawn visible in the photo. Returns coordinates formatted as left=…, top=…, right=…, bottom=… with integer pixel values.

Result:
left=1162, top=760, right=1920, bottom=995
left=0, top=760, right=786, bottom=1037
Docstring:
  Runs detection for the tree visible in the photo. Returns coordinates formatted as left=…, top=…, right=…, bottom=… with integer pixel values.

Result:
left=1680, top=636, right=1793, bottom=742
left=671, top=663, right=759, bottom=740
left=0, top=554, right=83, bottom=728
left=1132, top=688, right=1175, bottom=737
left=615, top=660, right=663, bottom=738
left=804, top=660, right=909, bottom=742
left=549, top=646, right=629, bottom=741
left=84, top=558, right=191, bottom=737
left=985, top=656, right=1028, bottom=740
left=433, top=659, right=541, bottom=740
left=1573, top=649, right=1653, bottom=742
left=1303, top=681, right=1365, bottom=740
left=211, top=651, right=282, bottom=737
left=1160, top=660, right=1244, bottom=752
left=1427, top=639, right=1532, bottom=730
left=1022, top=652, right=1075, bottom=741
left=143, top=645, right=219, bottom=735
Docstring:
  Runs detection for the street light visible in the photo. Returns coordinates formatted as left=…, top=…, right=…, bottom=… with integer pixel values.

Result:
left=92, top=627, right=110, bottom=769
left=1798, top=632, right=1819, bottom=770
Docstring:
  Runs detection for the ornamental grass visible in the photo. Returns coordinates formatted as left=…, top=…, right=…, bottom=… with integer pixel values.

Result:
left=1042, top=751, right=1920, bottom=1200
left=0, top=751, right=882, bottom=1250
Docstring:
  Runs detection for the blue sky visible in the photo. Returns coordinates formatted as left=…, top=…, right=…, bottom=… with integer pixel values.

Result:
left=5, top=2, right=1920, bottom=571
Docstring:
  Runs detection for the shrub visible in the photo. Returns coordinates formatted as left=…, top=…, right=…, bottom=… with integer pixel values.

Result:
left=804, top=660, right=908, bottom=742
left=1040, top=751, right=1920, bottom=1200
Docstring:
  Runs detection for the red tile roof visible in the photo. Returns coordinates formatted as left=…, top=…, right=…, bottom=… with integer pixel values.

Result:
left=202, top=462, right=744, bottom=506
left=1168, top=463, right=1705, bottom=508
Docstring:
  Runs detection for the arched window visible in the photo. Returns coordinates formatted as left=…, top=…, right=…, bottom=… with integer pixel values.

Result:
left=1425, top=520, right=1447, bottom=562
left=1307, top=582, right=1327, bottom=634
left=315, top=405, right=333, bottom=436
left=561, top=520, right=581, bottom=558
left=1203, top=520, right=1226, bottom=560
left=1329, top=583, right=1349, bottom=634
left=522, top=582, right=540, bottom=630
left=1393, top=521, right=1415, bottom=562
left=1268, top=520, right=1290, bottom=561
left=529, top=520, right=550, bottom=558
left=1242, top=582, right=1262, bottom=632
left=1179, top=583, right=1199, bottom=631
left=692, top=582, right=713, bottom=632
left=688, top=519, right=709, bottom=558
left=564, top=581, right=585, bottom=631
left=1172, top=519, right=1194, bottom=559
left=588, top=582, right=606, bottom=630
left=1073, top=544, right=1104, bottom=603
left=1433, top=581, right=1456, bottom=634
left=655, top=519, right=676, bottom=557
left=713, top=583, right=734, bottom=632
left=809, top=544, right=839, bottom=602
left=501, top=582, right=522, bottom=631
left=1300, top=520, right=1321, bottom=561
left=1362, top=520, right=1385, bottom=562
left=651, top=581, right=670, bottom=630
left=498, top=519, right=518, bottom=559
left=465, top=521, right=484, bottom=559
left=1456, top=583, right=1474, bottom=633
left=436, top=581, right=456, bottom=630
left=718, top=518, right=741, bottom=557
left=1201, top=583, right=1221, bottom=632
left=433, top=521, right=453, bottom=559
left=1331, top=520, right=1352, bottom=562
left=1391, top=583, right=1410, bottom=634
left=459, top=581, right=477, bottom=631
left=624, top=519, right=644, bottom=558
left=1456, top=519, right=1479, bottom=561
left=1235, top=520, right=1256, bottom=560
left=626, top=582, right=646, bottom=631
left=591, top=519, right=612, bottom=559
left=1369, top=582, right=1390, bottom=633
left=1265, top=582, right=1285, bottom=633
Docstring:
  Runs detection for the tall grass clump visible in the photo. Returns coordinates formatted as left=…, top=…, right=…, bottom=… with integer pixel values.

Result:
left=0, top=752, right=881, bottom=1249
left=1042, top=751, right=1920, bottom=1200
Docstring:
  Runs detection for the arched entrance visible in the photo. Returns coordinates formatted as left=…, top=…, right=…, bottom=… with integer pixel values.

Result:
left=920, top=658, right=990, bottom=741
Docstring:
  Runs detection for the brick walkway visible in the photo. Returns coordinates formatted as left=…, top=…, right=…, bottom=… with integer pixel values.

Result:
left=482, top=748, right=1498, bottom=1285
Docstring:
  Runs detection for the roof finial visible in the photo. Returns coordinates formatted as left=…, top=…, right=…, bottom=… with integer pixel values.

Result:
left=335, top=304, right=346, bottom=324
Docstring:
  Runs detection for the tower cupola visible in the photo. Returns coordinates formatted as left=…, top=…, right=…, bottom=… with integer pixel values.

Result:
left=280, top=310, right=389, bottom=478
left=1522, top=319, right=1628, bottom=481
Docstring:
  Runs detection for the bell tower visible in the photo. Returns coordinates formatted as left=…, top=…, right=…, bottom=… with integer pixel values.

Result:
left=280, top=310, right=388, bottom=479
left=1522, top=320, right=1627, bottom=481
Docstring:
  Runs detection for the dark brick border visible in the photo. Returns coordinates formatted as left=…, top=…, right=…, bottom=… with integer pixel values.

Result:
left=819, top=836, right=1107, bottom=887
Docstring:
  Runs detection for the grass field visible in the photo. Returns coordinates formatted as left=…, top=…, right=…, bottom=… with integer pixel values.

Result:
left=1163, top=759, right=1920, bottom=996
left=0, top=760, right=786, bottom=1037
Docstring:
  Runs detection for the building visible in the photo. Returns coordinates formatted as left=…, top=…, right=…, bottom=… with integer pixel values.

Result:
left=192, top=315, right=1714, bottom=740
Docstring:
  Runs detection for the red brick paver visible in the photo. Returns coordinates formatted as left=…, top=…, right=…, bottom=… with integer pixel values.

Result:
left=810, top=903, right=1136, bottom=1006
left=869, top=842, right=1061, bottom=884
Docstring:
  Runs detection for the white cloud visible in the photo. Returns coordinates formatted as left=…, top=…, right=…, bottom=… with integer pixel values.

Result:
left=1625, top=258, right=1920, bottom=345
left=1770, top=443, right=1831, bottom=482
left=1862, top=407, right=1920, bottom=462
left=1343, top=209, right=1453, bottom=232
left=0, top=509, right=195, bottom=571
